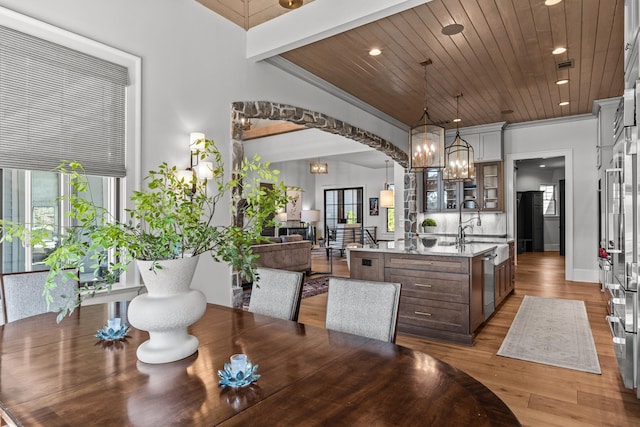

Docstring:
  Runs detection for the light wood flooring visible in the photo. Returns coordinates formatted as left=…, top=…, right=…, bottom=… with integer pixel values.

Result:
left=299, top=250, right=640, bottom=426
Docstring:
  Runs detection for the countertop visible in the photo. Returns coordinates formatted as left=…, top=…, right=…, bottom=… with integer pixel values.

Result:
left=351, top=239, right=508, bottom=258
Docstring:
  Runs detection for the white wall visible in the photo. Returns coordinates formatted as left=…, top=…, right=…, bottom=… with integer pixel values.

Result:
left=505, top=115, right=598, bottom=282
left=273, top=159, right=393, bottom=241
left=0, top=0, right=408, bottom=305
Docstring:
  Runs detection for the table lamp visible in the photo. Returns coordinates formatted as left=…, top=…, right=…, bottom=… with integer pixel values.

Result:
left=300, top=209, right=320, bottom=244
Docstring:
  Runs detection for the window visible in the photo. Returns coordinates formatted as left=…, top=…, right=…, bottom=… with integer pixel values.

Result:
left=386, top=184, right=395, bottom=232
left=324, top=187, right=363, bottom=234
left=0, top=14, right=139, bottom=283
left=2, top=169, right=115, bottom=279
left=539, top=184, right=556, bottom=215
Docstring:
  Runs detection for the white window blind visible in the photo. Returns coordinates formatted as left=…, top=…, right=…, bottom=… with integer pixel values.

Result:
left=0, top=25, right=128, bottom=177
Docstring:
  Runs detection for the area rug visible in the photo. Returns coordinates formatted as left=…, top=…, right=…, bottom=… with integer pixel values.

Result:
left=497, top=295, right=601, bottom=374
left=242, top=276, right=331, bottom=309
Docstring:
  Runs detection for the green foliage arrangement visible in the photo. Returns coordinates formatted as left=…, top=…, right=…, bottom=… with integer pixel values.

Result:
left=0, top=138, right=289, bottom=321
left=421, top=218, right=437, bottom=227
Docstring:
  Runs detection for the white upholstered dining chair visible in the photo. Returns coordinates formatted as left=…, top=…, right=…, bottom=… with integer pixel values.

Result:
left=0, top=270, right=78, bottom=324
left=248, top=267, right=304, bottom=321
left=325, top=277, right=402, bottom=343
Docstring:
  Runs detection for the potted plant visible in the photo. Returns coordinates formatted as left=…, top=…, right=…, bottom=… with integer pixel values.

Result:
left=0, top=138, right=289, bottom=363
left=421, top=217, right=437, bottom=234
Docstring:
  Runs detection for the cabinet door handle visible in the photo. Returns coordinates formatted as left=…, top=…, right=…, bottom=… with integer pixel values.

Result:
left=415, top=283, right=432, bottom=288
left=415, top=311, right=432, bottom=317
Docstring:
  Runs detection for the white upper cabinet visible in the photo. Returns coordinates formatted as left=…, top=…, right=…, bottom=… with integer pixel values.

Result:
left=445, top=122, right=506, bottom=162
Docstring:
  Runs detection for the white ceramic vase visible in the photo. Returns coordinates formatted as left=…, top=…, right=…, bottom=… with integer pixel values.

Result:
left=128, top=255, right=206, bottom=364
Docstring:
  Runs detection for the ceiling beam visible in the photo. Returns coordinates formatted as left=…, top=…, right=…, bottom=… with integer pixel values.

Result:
left=242, top=121, right=306, bottom=140
left=246, top=0, right=431, bottom=61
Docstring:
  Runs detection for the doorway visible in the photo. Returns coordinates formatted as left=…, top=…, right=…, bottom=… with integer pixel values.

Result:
left=514, top=157, right=565, bottom=255
left=507, top=150, right=573, bottom=280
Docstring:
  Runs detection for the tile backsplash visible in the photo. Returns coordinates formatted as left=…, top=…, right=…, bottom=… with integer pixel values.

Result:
left=420, top=212, right=508, bottom=236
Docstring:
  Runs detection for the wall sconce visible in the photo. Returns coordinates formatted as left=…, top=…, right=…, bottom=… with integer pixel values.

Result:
left=176, top=132, right=207, bottom=196
left=310, top=162, right=328, bottom=174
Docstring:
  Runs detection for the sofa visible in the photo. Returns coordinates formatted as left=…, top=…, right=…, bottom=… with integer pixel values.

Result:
left=250, top=234, right=312, bottom=275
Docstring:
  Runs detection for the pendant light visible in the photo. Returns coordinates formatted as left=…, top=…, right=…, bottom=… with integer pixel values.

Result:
left=443, top=93, right=475, bottom=181
left=410, top=59, right=445, bottom=170
left=309, top=160, right=328, bottom=174
left=380, top=160, right=394, bottom=208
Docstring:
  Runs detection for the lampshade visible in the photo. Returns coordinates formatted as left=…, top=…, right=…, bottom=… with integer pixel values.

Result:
left=301, top=209, right=320, bottom=223
left=380, top=189, right=394, bottom=208
left=277, top=212, right=288, bottom=223
left=379, top=159, right=394, bottom=208
left=197, top=161, right=214, bottom=180
left=410, top=59, right=445, bottom=170
left=190, top=132, right=205, bottom=153
left=175, top=169, right=195, bottom=186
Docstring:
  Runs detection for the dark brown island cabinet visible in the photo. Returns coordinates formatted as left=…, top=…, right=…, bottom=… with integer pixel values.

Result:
left=350, top=241, right=515, bottom=346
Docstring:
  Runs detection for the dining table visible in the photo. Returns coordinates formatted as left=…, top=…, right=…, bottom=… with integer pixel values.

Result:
left=0, top=303, right=520, bottom=426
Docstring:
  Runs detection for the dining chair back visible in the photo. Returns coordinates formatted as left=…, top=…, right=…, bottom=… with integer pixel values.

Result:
left=1, top=270, right=78, bottom=324
left=248, top=268, right=304, bottom=321
left=325, top=277, right=402, bottom=343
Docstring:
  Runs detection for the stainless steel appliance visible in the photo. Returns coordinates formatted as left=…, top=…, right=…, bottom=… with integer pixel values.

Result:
left=605, top=84, right=640, bottom=397
left=483, top=250, right=496, bottom=320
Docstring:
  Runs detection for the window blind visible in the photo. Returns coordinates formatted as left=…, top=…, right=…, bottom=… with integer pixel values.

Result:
left=0, top=25, right=128, bottom=177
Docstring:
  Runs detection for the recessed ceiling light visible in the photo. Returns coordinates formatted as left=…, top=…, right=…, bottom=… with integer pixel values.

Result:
left=544, top=0, right=562, bottom=5
left=442, top=23, right=464, bottom=36
left=369, top=48, right=382, bottom=56
left=539, top=164, right=547, bottom=167
left=556, top=79, right=569, bottom=85
left=453, top=118, right=462, bottom=123
left=559, top=101, right=570, bottom=106
left=552, top=47, right=567, bottom=55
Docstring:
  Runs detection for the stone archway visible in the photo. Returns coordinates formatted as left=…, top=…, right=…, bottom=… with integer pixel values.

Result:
left=231, top=101, right=419, bottom=242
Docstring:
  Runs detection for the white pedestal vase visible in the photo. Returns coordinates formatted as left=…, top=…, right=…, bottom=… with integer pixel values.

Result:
left=128, top=255, right=206, bottom=364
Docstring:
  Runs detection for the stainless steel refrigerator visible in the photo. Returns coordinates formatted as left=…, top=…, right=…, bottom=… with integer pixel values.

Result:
left=605, top=84, right=639, bottom=397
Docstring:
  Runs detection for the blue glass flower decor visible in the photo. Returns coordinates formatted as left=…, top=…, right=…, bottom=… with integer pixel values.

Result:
left=96, top=318, right=130, bottom=341
left=218, top=360, right=260, bottom=388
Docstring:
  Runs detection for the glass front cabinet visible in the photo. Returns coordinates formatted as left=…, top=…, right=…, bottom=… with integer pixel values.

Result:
left=424, top=168, right=441, bottom=212
left=422, top=162, right=503, bottom=212
left=477, top=162, right=503, bottom=212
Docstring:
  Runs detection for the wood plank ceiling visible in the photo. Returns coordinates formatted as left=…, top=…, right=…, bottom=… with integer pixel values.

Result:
left=200, top=0, right=624, bottom=130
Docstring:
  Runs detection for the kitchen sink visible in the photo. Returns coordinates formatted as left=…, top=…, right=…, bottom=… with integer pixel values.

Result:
left=493, top=244, right=510, bottom=265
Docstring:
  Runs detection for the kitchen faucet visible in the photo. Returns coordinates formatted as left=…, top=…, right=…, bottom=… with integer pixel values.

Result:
left=456, top=199, right=482, bottom=247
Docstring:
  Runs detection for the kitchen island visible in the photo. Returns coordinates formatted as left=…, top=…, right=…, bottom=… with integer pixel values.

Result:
left=349, top=238, right=514, bottom=345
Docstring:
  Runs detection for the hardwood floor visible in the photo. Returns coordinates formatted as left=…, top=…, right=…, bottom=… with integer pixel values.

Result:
left=299, top=251, right=640, bottom=426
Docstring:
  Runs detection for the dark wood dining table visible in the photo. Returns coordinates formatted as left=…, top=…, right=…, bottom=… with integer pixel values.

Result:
left=0, top=303, right=520, bottom=426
